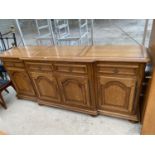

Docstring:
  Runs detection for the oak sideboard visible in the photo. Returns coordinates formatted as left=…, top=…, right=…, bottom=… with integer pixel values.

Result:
left=0, top=45, right=149, bottom=121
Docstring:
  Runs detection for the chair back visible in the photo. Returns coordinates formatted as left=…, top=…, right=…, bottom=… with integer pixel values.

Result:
left=0, top=26, right=17, bottom=52
left=0, top=27, right=17, bottom=80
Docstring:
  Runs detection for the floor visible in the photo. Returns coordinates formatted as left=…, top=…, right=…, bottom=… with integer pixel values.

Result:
left=0, top=87, right=141, bottom=135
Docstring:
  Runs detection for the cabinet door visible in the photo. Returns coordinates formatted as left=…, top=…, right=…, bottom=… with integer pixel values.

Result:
left=30, top=72, right=61, bottom=103
left=8, top=69, right=36, bottom=96
left=97, top=76, right=137, bottom=113
left=57, top=75, right=91, bottom=108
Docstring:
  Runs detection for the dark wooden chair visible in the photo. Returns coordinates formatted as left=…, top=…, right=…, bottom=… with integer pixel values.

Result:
left=0, top=79, right=15, bottom=109
left=0, top=27, right=17, bottom=109
left=140, top=62, right=152, bottom=123
left=0, top=26, right=17, bottom=80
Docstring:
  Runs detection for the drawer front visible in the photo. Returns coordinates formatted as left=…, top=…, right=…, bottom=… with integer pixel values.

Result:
left=53, top=63, right=87, bottom=74
left=4, top=61, right=24, bottom=69
left=96, top=63, right=139, bottom=76
left=25, top=62, right=53, bottom=72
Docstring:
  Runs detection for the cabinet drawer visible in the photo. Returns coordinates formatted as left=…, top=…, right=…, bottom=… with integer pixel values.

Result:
left=97, top=63, right=139, bottom=75
left=53, top=63, right=87, bottom=74
left=4, top=61, right=24, bottom=69
left=25, top=62, right=53, bottom=72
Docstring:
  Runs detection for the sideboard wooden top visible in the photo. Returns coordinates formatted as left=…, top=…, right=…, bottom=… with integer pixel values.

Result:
left=0, top=45, right=149, bottom=62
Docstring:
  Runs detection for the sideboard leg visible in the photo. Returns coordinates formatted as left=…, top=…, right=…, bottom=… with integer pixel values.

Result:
left=89, top=114, right=98, bottom=117
left=128, top=120, right=139, bottom=123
